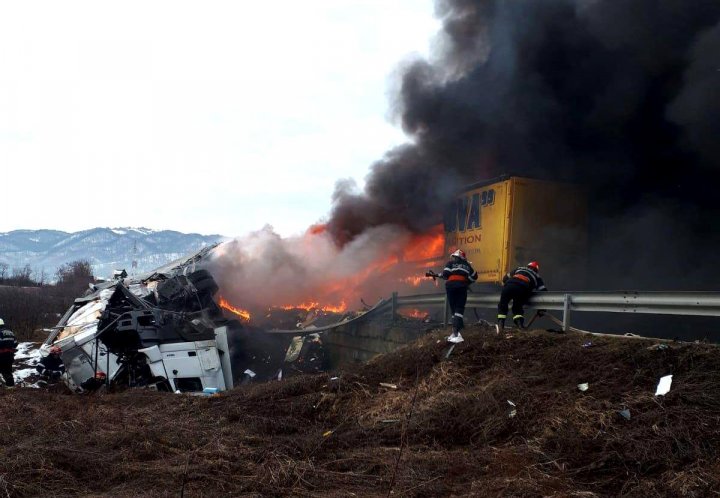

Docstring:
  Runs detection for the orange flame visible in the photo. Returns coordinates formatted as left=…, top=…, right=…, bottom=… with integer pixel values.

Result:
left=218, top=296, right=251, bottom=321
left=278, top=301, right=347, bottom=313
left=399, top=308, right=429, bottom=319
left=401, top=225, right=445, bottom=262
left=216, top=224, right=446, bottom=316
left=402, top=276, right=425, bottom=287
left=307, top=223, right=327, bottom=235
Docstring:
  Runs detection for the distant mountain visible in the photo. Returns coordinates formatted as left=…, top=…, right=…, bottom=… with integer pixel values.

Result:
left=0, top=228, right=226, bottom=280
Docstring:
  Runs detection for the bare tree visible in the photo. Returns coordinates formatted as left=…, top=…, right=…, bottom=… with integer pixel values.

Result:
left=9, top=265, right=33, bottom=286
left=0, top=260, right=96, bottom=342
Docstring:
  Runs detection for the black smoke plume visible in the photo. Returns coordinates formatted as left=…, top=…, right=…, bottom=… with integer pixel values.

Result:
left=327, top=0, right=720, bottom=289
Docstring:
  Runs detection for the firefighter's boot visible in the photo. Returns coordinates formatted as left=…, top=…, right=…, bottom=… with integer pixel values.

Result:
left=496, top=317, right=506, bottom=334
left=448, top=314, right=465, bottom=343
left=513, top=315, right=525, bottom=329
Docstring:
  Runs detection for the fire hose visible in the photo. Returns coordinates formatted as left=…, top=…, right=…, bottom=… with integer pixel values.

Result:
left=424, top=270, right=443, bottom=282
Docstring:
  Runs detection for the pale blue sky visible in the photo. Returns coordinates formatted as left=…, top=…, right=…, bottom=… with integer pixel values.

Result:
left=0, top=1, right=439, bottom=237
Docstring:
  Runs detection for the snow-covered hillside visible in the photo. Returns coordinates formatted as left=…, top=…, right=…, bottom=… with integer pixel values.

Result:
left=0, top=227, right=225, bottom=279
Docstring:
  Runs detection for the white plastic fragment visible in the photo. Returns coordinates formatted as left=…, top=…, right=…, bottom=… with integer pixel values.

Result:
left=243, top=369, right=256, bottom=378
left=619, top=409, right=631, bottom=420
left=578, top=383, right=589, bottom=392
left=507, top=400, right=517, bottom=418
left=655, top=375, right=673, bottom=396
left=507, top=400, right=516, bottom=407
left=379, top=383, right=398, bottom=390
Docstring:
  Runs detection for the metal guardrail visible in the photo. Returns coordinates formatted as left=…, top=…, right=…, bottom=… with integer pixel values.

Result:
left=392, top=291, right=720, bottom=331
left=268, top=291, right=720, bottom=335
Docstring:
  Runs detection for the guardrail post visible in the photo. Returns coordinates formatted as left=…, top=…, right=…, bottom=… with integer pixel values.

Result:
left=391, top=292, right=398, bottom=322
left=563, top=293, right=572, bottom=332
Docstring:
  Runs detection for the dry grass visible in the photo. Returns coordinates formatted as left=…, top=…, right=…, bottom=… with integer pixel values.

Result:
left=1, top=325, right=719, bottom=497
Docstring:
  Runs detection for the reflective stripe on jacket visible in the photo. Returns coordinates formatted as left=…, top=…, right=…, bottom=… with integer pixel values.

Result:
left=442, top=259, right=478, bottom=287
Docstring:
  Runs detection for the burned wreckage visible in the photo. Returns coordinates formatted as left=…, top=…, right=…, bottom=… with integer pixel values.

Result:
left=44, top=245, right=330, bottom=393
left=44, top=247, right=237, bottom=393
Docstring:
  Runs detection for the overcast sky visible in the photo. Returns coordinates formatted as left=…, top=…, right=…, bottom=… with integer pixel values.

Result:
left=0, top=1, right=438, bottom=237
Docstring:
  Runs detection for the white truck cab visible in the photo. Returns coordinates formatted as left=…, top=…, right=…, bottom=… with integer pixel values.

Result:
left=46, top=265, right=234, bottom=394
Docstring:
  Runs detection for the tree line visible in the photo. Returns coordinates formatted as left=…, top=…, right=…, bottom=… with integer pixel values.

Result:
left=0, top=260, right=96, bottom=342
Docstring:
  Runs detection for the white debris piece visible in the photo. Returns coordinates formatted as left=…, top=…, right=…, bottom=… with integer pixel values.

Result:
left=507, top=400, right=517, bottom=418
left=655, top=375, right=673, bottom=396
left=578, top=383, right=589, bottom=392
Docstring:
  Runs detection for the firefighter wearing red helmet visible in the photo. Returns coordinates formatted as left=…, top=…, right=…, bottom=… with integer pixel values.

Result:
left=435, top=249, right=478, bottom=343
left=498, top=261, right=547, bottom=330
left=80, top=371, right=107, bottom=392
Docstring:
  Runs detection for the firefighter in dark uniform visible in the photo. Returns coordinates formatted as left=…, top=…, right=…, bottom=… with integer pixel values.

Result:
left=36, top=345, right=66, bottom=383
left=80, top=371, right=107, bottom=392
left=441, top=249, right=478, bottom=343
left=497, top=261, right=547, bottom=330
left=0, top=318, right=18, bottom=387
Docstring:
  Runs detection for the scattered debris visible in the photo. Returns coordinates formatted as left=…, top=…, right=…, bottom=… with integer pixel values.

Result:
left=647, top=343, right=670, bottom=351
left=284, top=333, right=326, bottom=374
left=322, top=430, right=334, bottom=437
left=578, top=383, right=589, bottom=392
left=240, top=369, right=257, bottom=385
left=507, top=400, right=517, bottom=418
left=379, top=382, right=398, bottom=390
left=655, top=375, right=673, bottom=396
left=619, top=409, right=631, bottom=420
left=582, top=341, right=594, bottom=348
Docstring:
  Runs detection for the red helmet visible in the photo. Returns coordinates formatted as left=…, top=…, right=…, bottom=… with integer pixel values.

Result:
left=451, top=249, right=467, bottom=260
left=49, top=346, right=62, bottom=355
left=95, top=371, right=107, bottom=379
left=527, top=261, right=540, bottom=272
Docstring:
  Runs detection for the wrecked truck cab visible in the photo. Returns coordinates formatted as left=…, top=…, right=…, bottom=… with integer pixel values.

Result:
left=46, top=261, right=233, bottom=394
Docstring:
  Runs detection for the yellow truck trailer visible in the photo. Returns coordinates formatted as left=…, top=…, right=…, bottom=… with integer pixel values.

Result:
left=443, top=176, right=588, bottom=288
